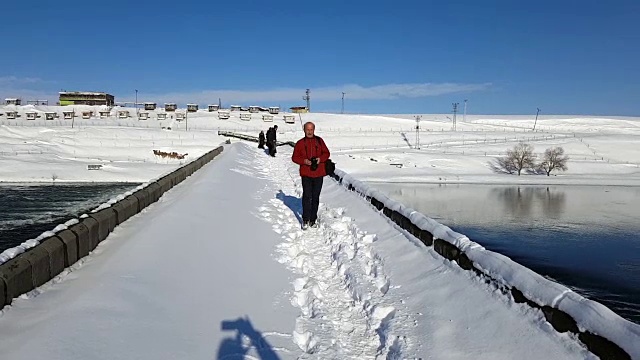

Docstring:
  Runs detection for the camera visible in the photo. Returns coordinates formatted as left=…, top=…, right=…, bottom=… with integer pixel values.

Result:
left=310, top=158, right=318, bottom=171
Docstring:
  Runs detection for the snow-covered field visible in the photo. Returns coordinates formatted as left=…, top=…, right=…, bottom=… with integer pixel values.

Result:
left=2, top=104, right=639, bottom=185
left=1, top=105, right=639, bottom=358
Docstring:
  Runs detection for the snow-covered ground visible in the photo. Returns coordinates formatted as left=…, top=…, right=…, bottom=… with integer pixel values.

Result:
left=0, top=143, right=616, bottom=359
left=2, top=105, right=639, bottom=185
left=1, top=106, right=639, bottom=358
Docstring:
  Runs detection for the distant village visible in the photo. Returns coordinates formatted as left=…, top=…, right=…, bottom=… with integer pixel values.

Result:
left=3, top=91, right=310, bottom=113
left=1, top=91, right=308, bottom=123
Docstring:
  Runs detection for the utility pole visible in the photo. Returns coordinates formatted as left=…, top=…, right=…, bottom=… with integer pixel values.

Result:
left=303, top=89, right=310, bottom=112
left=452, top=102, right=459, bottom=131
left=218, top=97, right=222, bottom=108
left=185, top=108, right=188, bottom=131
left=135, top=89, right=138, bottom=114
left=415, top=115, right=421, bottom=149
left=341, top=92, right=346, bottom=114
left=463, top=99, right=468, bottom=122
left=533, top=107, right=541, bottom=131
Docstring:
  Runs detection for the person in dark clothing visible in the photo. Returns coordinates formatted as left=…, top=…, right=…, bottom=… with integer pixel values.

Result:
left=266, top=125, right=278, bottom=157
left=291, top=121, right=330, bottom=229
left=258, top=131, right=265, bottom=149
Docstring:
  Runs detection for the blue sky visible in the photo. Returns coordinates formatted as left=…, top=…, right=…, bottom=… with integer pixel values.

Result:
left=1, top=0, right=639, bottom=115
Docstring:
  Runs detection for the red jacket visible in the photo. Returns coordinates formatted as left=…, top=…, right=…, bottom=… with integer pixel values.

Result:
left=292, top=136, right=331, bottom=178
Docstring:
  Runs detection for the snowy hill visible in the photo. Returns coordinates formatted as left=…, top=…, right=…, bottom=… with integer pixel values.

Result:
left=1, top=104, right=639, bottom=185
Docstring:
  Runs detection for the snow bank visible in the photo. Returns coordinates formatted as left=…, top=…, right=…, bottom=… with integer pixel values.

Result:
left=333, top=168, right=640, bottom=359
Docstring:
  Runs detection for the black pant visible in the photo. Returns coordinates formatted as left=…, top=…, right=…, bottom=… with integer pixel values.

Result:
left=301, top=176, right=323, bottom=223
left=267, top=141, right=276, bottom=156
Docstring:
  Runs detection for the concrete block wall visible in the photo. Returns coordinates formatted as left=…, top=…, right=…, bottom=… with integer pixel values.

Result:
left=0, top=146, right=224, bottom=309
left=328, top=171, right=633, bottom=360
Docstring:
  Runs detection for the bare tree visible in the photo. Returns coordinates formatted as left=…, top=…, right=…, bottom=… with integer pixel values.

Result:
left=489, top=156, right=518, bottom=174
left=539, top=146, right=569, bottom=176
left=51, top=174, right=58, bottom=183
left=496, top=142, right=536, bottom=176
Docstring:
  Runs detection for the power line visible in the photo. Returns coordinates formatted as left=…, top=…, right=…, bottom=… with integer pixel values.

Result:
left=463, top=99, right=467, bottom=122
left=533, top=107, right=541, bottom=131
left=452, top=102, right=459, bottom=131
left=303, top=89, right=310, bottom=112
left=415, top=115, right=421, bottom=149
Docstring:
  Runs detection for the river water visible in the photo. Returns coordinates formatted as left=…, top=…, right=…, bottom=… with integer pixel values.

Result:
left=0, top=183, right=139, bottom=252
left=369, top=182, right=640, bottom=325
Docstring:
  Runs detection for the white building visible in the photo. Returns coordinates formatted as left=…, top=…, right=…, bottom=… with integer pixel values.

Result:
left=5, top=98, right=21, bottom=105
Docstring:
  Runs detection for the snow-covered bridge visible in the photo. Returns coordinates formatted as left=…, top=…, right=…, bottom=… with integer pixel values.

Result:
left=0, top=143, right=637, bottom=359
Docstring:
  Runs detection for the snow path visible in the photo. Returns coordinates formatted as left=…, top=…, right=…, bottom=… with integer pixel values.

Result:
left=253, top=148, right=398, bottom=358
left=252, top=143, right=592, bottom=359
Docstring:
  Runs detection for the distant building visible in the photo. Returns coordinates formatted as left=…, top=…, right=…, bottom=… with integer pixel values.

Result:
left=268, top=106, right=280, bottom=114
left=62, top=111, right=75, bottom=120
left=144, top=102, right=157, bottom=110
left=187, top=104, right=199, bottom=112
left=26, top=111, right=38, bottom=120
left=165, top=103, right=177, bottom=112
left=283, top=114, right=296, bottom=124
left=26, top=99, right=48, bottom=105
left=5, top=98, right=21, bottom=105
left=59, top=91, right=115, bottom=106
left=208, top=104, right=220, bottom=112
left=290, top=106, right=309, bottom=114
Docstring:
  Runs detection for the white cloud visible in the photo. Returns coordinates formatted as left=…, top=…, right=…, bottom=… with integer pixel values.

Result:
left=0, top=89, right=55, bottom=103
left=134, top=82, right=491, bottom=105
left=0, top=79, right=491, bottom=106
left=0, top=76, right=45, bottom=86
left=0, top=75, right=56, bottom=102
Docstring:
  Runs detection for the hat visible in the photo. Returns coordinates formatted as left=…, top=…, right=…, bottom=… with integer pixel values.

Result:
left=274, top=125, right=278, bottom=129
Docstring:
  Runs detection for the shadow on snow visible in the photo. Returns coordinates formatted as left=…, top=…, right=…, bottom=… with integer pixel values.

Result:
left=276, top=190, right=303, bottom=225
left=217, top=316, right=281, bottom=360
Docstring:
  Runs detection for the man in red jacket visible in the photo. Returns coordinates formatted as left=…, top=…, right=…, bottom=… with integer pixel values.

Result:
left=292, top=121, right=330, bottom=229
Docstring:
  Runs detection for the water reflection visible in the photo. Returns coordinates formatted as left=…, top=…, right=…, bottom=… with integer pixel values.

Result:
left=368, top=182, right=640, bottom=324
left=492, top=187, right=566, bottom=219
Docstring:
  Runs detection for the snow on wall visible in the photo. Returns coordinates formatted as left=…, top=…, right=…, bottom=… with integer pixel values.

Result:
left=333, top=168, right=640, bottom=359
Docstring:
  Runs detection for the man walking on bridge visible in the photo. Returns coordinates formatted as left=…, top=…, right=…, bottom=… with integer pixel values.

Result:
left=292, top=121, right=330, bottom=229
